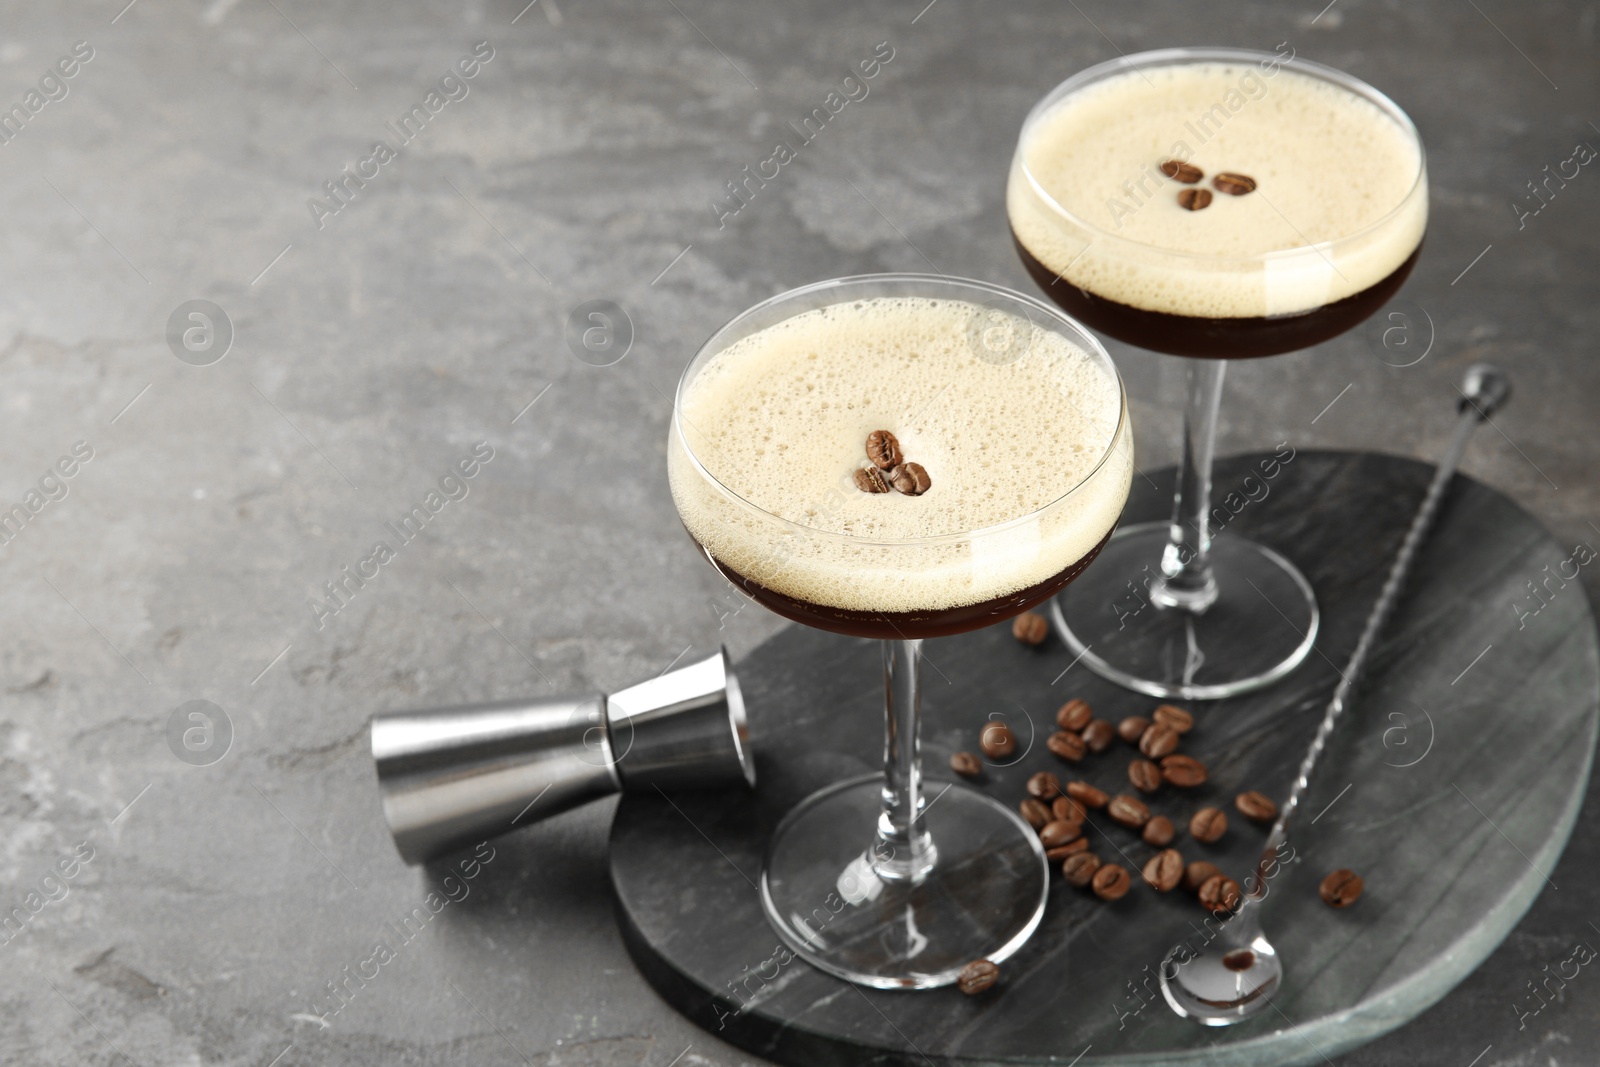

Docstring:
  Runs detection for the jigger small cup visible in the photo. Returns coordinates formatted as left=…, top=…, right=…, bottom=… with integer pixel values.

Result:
left=372, top=647, right=753, bottom=865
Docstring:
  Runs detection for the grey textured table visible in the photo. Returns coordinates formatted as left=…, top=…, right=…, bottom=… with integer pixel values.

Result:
left=0, top=2, right=1595, bottom=1066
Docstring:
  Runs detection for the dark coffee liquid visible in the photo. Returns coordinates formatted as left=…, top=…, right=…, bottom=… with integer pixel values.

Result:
left=1013, top=232, right=1423, bottom=359
left=693, top=526, right=1114, bottom=640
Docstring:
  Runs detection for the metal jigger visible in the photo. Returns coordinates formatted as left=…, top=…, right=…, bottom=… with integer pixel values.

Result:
left=372, top=647, right=753, bottom=865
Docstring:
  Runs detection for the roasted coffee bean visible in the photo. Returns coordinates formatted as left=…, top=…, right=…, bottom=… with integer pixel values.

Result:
left=1223, top=949, right=1256, bottom=971
left=1128, top=758, right=1162, bottom=794
left=1012, top=611, right=1049, bottom=646
left=1198, top=874, right=1242, bottom=912
left=1083, top=720, right=1116, bottom=753
left=949, top=751, right=982, bottom=778
left=1039, top=819, right=1084, bottom=848
left=1057, top=698, right=1093, bottom=732
left=1182, top=860, right=1221, bottom=893
left=1046, top=838, right=1090, bottom=862
left=1092, top=863, right=1132, bottom=901
left=1026, top=771, right=1063, bottom=800
left=1142, top=848, right=1184, bottom=892
left=1053, top=796, right=1086, bottom=824
left=865, top=429, right=903, bottom=470
left=1152, top=704, right=1194, bottom=733
left=1177, top=187, right=1213, bottom=210
left=980, top=722, right=1015, bottom=758
left=854, top=466, right=891, bottom=494
left=1212, top=172, right=1257, bottom=196
left=957, top=958, right=1000, bottom=995
left=1235, top=790, right=1278, bottom=823
left=1117, top=716, right=1150, bottom=744
left=1108, top=793, right=1151, bottom=829
left=1160, top=754, right=1208, bottom=788
left=1046, top=730, right=1086, bottom=762
left=1143, top=815, right=1176, bottom=847
left=1062, top=851, right=1102, bottom=887
left=1190, top=807, right=1227, bottom=843
left=1159, top=158, right=1203, bottom=184
left=1320, top=868, right=1364, bottom=908
left=889, top=462, right=932, bottom=496
left=1066, top=780, right=1109, bottom=809
left=1139, top=722, right=1180, bottom=759
left=1018, top=798, right=1051, bottom=829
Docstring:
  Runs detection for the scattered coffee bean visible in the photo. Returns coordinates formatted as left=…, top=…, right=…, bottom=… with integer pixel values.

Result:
left=1182, top=860, right=1222, bottom=893
left=980, top=722, right=1015, bottom=758
left=1139, top=722, right=1180, bottom=759
left=1062, top=851, right=1102, bottom=887
left=1159, top=159, right=1203, bottom=184
left=1320, top=868, right=1364, bottom=908
left=1083, top=720, right=1116, bottom=753
left=1039, top=819, right=1084, bottom=848
left=1128, top=758, right=1162, bottom=794
left=1018, top=798, right=1051, bottom=829
left=1143, top=815, right=1175, bottom=847
left=1177, top=187, right=1213, bottom=211
left=1142, top=848, right=1184, bottom=892
left=1092, top=863, right=1131, bottom=901
left=889, top=462, right=932, bottom=496
left=865, top=429, right=903, bottom=471
left=1012, top=611, right=1049, bottom=646
left=1053, top=796, right=1086, bottom=824
left=1057, top=698, right=1093, bottom=732
left=1047, top=730, right=1086, bottom=762
left=1026, top=771, right=1063, bottom=800
left=1212, top=172, right=1257, bottom=196
left=949, top=751, right=982, bottom=778
left=1066, top=780, right=1109, bottom=809
left=957, top=958, right=1000, bottom=995
left=1152, top=704, right=1194, bottom=734
left=1160, top=754, right=1208, bottom=788
left=1046, top=838, right=1090, bottom=862
left=854, top=466, right=891, bottom=494
left=1235, top=790, right=1278, bottom=823
left=1108, top=794, right=1151, bottom=829
left=1117, top=716, right=1150, bottom=744
left=1223, top=949, right=1256, bottom=971
left=1198, top=873, right=1242, bottom=912
left=1190, top=807, right=1228, bottom=843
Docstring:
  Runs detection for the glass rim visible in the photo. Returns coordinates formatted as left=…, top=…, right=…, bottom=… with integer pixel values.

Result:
left=671, top=272, right=1129, bottom=548
left=1013, top=46, right=1429, bottom=265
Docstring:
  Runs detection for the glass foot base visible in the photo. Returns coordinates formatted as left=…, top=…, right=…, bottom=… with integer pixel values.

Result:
left=759, top=775, right=1048, bottom=990
left=1049, top=521, right=1319, bottom=700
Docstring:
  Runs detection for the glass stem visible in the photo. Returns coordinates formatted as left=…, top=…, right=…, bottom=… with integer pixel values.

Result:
left=1152, top=358, right=1225, bottom=613
left=873, top=638, right=937, bottom=883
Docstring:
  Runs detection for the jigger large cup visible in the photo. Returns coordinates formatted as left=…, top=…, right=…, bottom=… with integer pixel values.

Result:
left=372, top=648, right=753, bottom=865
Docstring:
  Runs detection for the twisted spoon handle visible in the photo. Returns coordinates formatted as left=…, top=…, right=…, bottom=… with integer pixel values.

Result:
left=1253, top=365, right=1510, bottom=888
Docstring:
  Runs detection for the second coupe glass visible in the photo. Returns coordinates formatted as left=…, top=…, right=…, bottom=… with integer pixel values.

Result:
left=1008, top=47, right=1428, bottom=699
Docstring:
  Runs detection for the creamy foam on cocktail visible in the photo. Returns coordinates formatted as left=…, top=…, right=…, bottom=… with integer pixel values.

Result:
left=669, top=296, right=1130, bottom=616
left=1008, top=61, right=1426, bottom=319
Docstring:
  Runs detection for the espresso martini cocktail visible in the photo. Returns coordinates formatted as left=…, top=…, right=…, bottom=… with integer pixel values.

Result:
left=670, top=292, right=1131, bottom=639
left=669, top=275, right=1131, bottom=988
left=1007, top=48, right=1429, bottom=698
left=1009, top=55, right=1427, bottom=358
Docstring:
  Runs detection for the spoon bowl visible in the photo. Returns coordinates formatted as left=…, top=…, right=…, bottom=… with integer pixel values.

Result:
left=1160, top=901, right=1282, bottom=1024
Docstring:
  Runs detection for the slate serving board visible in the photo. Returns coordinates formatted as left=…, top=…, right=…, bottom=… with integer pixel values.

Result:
left=610, top=450, right=1599, bottom=1066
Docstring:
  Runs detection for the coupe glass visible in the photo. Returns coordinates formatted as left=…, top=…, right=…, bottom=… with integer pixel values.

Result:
left=1008, top=48, right=1427, bottom=699
left=668, top=274, right=1132, bottom=988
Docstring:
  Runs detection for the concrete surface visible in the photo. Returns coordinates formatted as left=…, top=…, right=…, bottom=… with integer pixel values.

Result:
left=0, top=0, right=1594, bottom=1064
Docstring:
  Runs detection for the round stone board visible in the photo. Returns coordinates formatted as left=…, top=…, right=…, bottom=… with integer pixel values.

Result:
left=610, top=450, right=1600, bottom=1066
